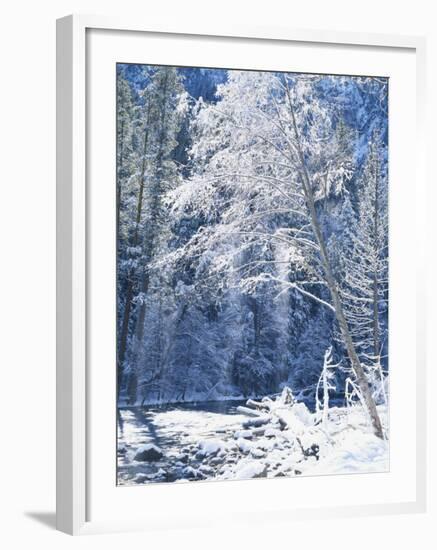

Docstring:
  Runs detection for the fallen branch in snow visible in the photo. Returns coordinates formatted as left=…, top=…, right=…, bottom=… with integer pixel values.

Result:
left=246, top=399, right=271, bottom=411
left=236, top=406, right=265, bottom=417
left=242, top=416, right=272, bottom=429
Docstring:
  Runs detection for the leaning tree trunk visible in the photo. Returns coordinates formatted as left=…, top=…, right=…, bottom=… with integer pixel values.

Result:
left=285, top=83, right=384, bottom=439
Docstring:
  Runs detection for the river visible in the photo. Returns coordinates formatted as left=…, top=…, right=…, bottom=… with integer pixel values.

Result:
left=117, top=400, right=249, bottom=485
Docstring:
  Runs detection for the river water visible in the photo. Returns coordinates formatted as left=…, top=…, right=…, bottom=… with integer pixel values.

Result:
left=117, top=400, right=248, bottom=485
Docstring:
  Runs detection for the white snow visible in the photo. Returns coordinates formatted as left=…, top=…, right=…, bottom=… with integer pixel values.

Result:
left=118, top=397, right=389, bottom=486
left=264, top=427, right=282, bottom=438
left=250, top=447, right=266, bottom=459
left=234, top=429, right=253, bottom=439
left=197, top=438, right=225, bottom=456
left=304, top=430, right=388, bottom=476
left=218, top=402, right=387, bottom=480
left=288, top=402, right=313, bottom=426
left=233, top=460, right=267, bottom=479
left=236, top=437, right=253, bottom=453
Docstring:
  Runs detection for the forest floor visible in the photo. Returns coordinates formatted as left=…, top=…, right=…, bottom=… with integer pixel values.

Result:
left=117, top=392, right=388, bottom=485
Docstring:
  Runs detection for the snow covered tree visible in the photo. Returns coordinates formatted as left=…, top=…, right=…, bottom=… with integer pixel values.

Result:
left=316, top=346, right=338, bottom=430
left=115, top=65, right=388, bottom=434
left=116, top=66, right=187, bottom=403
left=166, top=71, right=384, bottom=437
left=117, top=91, right=152, bottom=395
left=116, top=72, right=141, bottom=394
left=341, top=130, right=388, bottom=402
left=116, top=73, right=137, bottom=240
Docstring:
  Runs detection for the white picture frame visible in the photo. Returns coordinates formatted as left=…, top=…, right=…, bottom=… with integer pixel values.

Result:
left=56, top=14, right=427, bottom=535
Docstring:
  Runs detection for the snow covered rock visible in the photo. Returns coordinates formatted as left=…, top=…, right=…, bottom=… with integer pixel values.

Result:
left=153, top=468, right=168, bottom=480
left=236, top=437, right=253, bottom=453
left=234, top=429, right=253, bottom=440
left=182, top=466, right=197, bottom=479
left=133, top=473, right=150, bottom=483
left=199, top=465, right=214, bottom=475
left=264, top=427, right=281, bottom=438
left=175, top=452, right=189, bottom=463
left=225, top=441, right=238, bottom=452
left=250, top=447, right=266, bottom=459
left=254, top=438, right=274, bottom=452
left=234, top=460, right=268, bottom=479
left=134, top=444, right=164, bottom=462
left=197, top=438, right=225, bottom=457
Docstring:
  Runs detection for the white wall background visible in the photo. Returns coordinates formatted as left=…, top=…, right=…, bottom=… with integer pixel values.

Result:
left=0, top=0, right=434, bottom=548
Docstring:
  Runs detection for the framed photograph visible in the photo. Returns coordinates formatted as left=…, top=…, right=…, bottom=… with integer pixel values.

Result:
left=56, top=14, right=427, bottom=535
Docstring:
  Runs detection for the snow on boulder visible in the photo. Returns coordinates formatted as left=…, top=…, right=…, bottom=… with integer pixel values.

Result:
left=256, top=437, right=275, bottom=452
left=197, top=438, right=225, bottom=457
left=250, top=447, right=266, bottom=459
left=175, top=452, right=189, bottom=463
left=184, top=466, right=207, bottom=480
left=133, top=473, right=150, bottom=483
left=134, top=444, right=164, bottom=462
left=236, top=437, right=253, bottom=453
left=199, top=464, right=214, bottom=475
left=151, top=468, right=167, bottom=480
left=225, top=441, right=238, bottom=452
left=182, top=466, right=198, bottom=479
left=264, top=427, right=281, bottom=438
left=234, top=429, right=253, bottom=440
left=234, top=460, right=268, bottom=479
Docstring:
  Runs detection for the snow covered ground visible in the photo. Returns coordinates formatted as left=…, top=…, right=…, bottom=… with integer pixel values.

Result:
left=117, top=393, right=388, bottom=485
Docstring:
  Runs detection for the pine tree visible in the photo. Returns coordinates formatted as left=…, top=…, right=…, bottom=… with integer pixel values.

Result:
left=341, top=130, right=388, bottom=399
left=116, top=73, right=139, bottom=395
left=124, top=67, right=186, bottom=404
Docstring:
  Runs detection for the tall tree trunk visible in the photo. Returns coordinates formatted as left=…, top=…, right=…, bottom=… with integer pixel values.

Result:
left=249, top=296, right=261, bottom=353
left=372, top=158, right=381, bottom=360
left=117, top=105, right=151, bottom=399
left=137, top=299, right=188, bottom=403
left=285, top=81, right=384, bottom=438
left=128, top=71, right=170, bottom=404
left=158, top=300, right=188, bottom=377
left=116, top=119, right=125, bottom=245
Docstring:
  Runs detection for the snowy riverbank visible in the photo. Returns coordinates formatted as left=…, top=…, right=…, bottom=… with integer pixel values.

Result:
left=117, top=390, right=388, bottom=485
